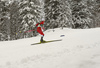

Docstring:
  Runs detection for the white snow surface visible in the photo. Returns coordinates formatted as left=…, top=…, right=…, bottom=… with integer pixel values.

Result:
left=0, top=28, right=100, bottom=68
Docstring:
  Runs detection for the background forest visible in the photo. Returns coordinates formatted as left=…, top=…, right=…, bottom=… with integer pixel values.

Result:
left=0, top=0, right=100, bottom=41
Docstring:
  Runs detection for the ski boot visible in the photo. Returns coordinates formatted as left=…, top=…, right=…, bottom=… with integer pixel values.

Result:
left=40, top=37, right=46, bottom=43
left=40, top=39, right=46, bottom=43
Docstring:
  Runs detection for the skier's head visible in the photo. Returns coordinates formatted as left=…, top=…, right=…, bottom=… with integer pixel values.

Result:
left=41, top=21, right=44, bottom=24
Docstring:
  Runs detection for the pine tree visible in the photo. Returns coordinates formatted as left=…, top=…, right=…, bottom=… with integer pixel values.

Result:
left=19, top=0, right=43, bottom=38
left=0, top=1, right=10, bottom=41
left=71, top=0, right=92, bottom=28
left=95, top=0, right=100, bottom=27
left=8, top=1, right=21, bottom=40
left=44, top=0, right=73, bottom=29
left=0, top=1, right=21, bottom=40
left=88, top=0, right=100, bottom=27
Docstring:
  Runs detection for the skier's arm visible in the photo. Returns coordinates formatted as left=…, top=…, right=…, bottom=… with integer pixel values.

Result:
left=36, top=23, right=39, bottom=26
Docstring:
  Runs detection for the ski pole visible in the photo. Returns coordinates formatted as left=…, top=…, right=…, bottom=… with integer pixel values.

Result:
left=24, top=29, right=36, bottom=33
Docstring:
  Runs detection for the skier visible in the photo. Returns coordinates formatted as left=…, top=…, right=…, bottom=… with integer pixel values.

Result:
left=36, top=20, right=45, bottom=43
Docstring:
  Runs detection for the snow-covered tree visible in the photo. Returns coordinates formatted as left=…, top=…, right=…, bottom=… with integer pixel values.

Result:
left=0, top=0, right=22, bottom=40
left=8, top=1, right=21, bottom=40
left=95, top=0, right=100, bottom=27
left=44, top=0, right=73, bottom=29
left=70, top=0, right=100, bottom=28
left=19, top=0, right=43, bottom=38
left=87, top=0, right=100, bottom=27
left=70, top=0, right=92, bottom=28
left=0, top=1, right=10, bottom=41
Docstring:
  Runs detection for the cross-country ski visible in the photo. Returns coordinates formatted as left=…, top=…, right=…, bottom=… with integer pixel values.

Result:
left=31, top=39, right=62, bottom=45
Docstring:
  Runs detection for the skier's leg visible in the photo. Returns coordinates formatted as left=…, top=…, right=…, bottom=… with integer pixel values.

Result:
left=37, top=27, right=44, bottom=36
left=40, top=35, right=44, bottom=42
left=37, top=27, right=45, bottom=43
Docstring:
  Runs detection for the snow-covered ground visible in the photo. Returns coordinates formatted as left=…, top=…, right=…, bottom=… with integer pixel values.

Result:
left=0, top=28, right=100, bottom=68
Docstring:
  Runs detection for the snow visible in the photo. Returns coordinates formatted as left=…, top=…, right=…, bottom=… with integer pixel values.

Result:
left=0, top=28, right=100, bottom=68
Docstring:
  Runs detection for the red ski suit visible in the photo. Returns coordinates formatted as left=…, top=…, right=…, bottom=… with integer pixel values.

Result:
left=36, top=21, right=44, bottom=36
